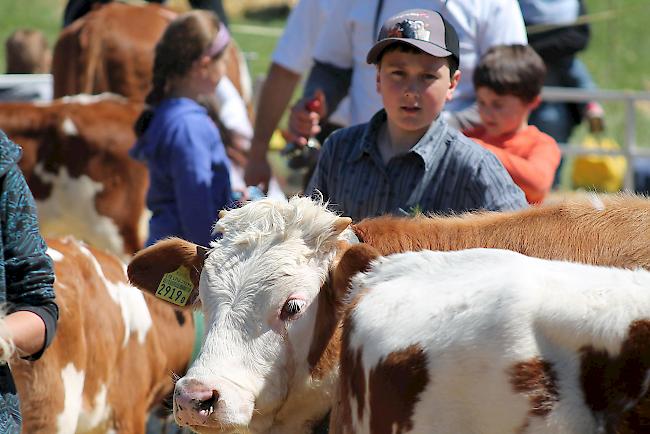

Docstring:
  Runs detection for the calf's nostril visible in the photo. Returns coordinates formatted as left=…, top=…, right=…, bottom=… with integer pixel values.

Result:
left=195, top=389, right=219, bottom=413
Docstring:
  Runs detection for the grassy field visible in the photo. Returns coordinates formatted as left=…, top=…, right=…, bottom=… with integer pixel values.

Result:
left=0, top=0, right=648, bottom=150
left=0, top=0, right=64, bottom=66
left=575, top=0, right=650, bottom=145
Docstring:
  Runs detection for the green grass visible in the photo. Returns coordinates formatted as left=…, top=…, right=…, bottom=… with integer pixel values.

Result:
left=0, top=0, right=63, bottom=71
left=575, top=0, right=650, bottom=147
left=230, top=17, right=285, bottom=81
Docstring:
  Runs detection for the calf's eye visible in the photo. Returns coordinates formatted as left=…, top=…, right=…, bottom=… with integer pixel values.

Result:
left=280, top=298, right=307, bottom=321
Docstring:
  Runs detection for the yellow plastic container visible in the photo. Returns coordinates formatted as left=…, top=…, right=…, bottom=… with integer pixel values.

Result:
left=571, top=134, right=627, bottom=192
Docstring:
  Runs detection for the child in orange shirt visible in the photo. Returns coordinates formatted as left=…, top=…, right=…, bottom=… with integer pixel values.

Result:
left=464, top=44, right=561, bottom=204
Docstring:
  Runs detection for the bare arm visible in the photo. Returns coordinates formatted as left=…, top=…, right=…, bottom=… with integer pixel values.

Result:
left=4, top=311, right=46, bottom=357
left=245, top=63, right=301, bottom=188
left=286, top=60, right=351, bottom=145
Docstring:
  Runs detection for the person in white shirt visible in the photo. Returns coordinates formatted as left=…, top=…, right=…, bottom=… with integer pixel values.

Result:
left=287, top=0, right=528, bottom=146
left=245, top=0, right=351, bottom=189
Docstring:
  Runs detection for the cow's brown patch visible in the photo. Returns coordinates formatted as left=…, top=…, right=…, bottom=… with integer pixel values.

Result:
left=308, top=281, right=343, bottom=380
left=367, top=344, right=429, bottom=434
left=0, top=98, right=149, bottom=256
left=509, top=357, right=559, bottom=419
left=580, top=320, right=650, bottom=432
left=352, top=196, right=650, bottom=271
left=52, top=2, right=173, bottom=101
left=338, top=293, right=370, bottom=433
left=12, top=237, right=196, bottom=433
left=308, top=243, right=380, bottom=380
left=616, top=395, right=650, bottom=434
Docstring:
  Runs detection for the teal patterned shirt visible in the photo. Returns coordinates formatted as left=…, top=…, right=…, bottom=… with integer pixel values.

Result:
left=0, top=131, right=57, bottom=433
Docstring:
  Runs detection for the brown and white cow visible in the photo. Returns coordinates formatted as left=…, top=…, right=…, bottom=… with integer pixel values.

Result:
left=53, top=1, right=252, bottom=108
left=0, top=94, right=149, bottom=258
left=127, top=194, right=650, bottom=433
left=10, top=236, right=197, bottom=433
left=0, top=92, right=265, bottom=259
left=52, top=2, right=173, bottom=102
left=334, top=247, right=650, bottom=433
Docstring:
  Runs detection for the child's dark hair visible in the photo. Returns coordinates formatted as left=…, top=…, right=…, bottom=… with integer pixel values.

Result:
left=473, top=44, right=546, bottom=102
left=134, top=10, right=226, bottom=137
left=375, top=42, right=459, bottom=79
left=5, top=29, right=51, bottom=74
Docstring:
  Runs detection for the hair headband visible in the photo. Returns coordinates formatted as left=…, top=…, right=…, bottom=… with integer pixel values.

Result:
left=203, top=25, right=230, bottom=58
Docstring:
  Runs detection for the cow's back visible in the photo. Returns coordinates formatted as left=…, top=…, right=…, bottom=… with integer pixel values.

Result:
left=354, top=194, right=650, bottom=270
left=53, top=2, right=174, bottom=101
left=339, top=249, right=650, bottom=434
left=0, top=96, right=149, bottom=257
left=11, top=237, right=195, bottom=433
left=52, top=2, right=252, bottom=108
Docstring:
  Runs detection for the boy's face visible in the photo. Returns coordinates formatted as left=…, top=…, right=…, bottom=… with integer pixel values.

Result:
left=476, top=87, right=540, bottom=139
left=376, top=50, right=460, bottom=138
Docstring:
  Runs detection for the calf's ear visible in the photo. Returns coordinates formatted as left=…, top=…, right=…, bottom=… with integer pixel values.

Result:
left=127, top=237, right=207, bottom=308
left=332, top=243, right=380, bottom=300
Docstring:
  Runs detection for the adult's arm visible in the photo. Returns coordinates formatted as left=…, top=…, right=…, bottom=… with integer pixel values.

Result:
left=246, top=63, right=301, bottom=187
left=2, top=164, right=57, bottom=360
left=246, top=0, right=329, bottom=188
left=288, top=0, right=355, bottom=140
left=303, top=61, right=353, bottom=123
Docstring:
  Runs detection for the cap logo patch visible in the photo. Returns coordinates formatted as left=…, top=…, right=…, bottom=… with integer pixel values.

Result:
left=388, top=19, right=430, bottom=42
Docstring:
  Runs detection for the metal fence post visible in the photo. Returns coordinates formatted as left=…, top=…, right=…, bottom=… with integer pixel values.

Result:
left=623, top=97, right=637, bottom=192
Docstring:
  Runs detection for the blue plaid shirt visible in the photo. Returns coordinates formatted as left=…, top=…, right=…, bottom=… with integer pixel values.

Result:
left=307, top=110, right=528, bottom=221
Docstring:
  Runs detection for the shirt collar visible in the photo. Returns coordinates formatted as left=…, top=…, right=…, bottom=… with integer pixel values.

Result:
left=348, top=109, right=449, bottom=171
left=348, top=109, right=386, bottom=163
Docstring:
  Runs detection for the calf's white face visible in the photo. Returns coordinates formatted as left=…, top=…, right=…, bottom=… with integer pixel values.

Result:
left=172, top=198, right=349, bottom=432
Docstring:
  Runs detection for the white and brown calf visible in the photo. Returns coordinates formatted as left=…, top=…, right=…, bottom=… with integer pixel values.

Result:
left=127, top=195, right=650, bottom=434
left=11, top=237, right=196, bottom=433
left=335, top=247, right=650, bottom=433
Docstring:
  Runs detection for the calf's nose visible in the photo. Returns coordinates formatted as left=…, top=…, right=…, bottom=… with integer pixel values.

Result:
left=174, top=380, right=220, bottom=427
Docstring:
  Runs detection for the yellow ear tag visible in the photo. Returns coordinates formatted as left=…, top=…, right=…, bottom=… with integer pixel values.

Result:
left=155, top=266, right=194, bottom=306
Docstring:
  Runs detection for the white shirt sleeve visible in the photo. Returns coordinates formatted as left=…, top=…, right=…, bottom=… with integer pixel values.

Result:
left=272, top=0, right=327, bottom=74
left=311, top=0, right=355, bottom=69
left=478, top=0, right=528, bottom=55
left=215, top=76, right=253, bottom=143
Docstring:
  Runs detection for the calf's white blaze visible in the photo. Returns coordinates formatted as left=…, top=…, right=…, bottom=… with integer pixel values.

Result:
left=176, top=197, right=340, bottom=431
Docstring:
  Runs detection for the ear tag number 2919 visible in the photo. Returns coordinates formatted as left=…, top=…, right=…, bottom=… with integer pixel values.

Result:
left=155, top=266, right=193, bottom=307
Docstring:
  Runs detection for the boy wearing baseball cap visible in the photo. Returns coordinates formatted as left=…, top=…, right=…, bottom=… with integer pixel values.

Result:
left=306, top=9, right=527, bottom=221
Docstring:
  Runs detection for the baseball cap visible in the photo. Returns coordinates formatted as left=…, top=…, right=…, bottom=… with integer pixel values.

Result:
left=366, top=9, right=460, bottom=65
